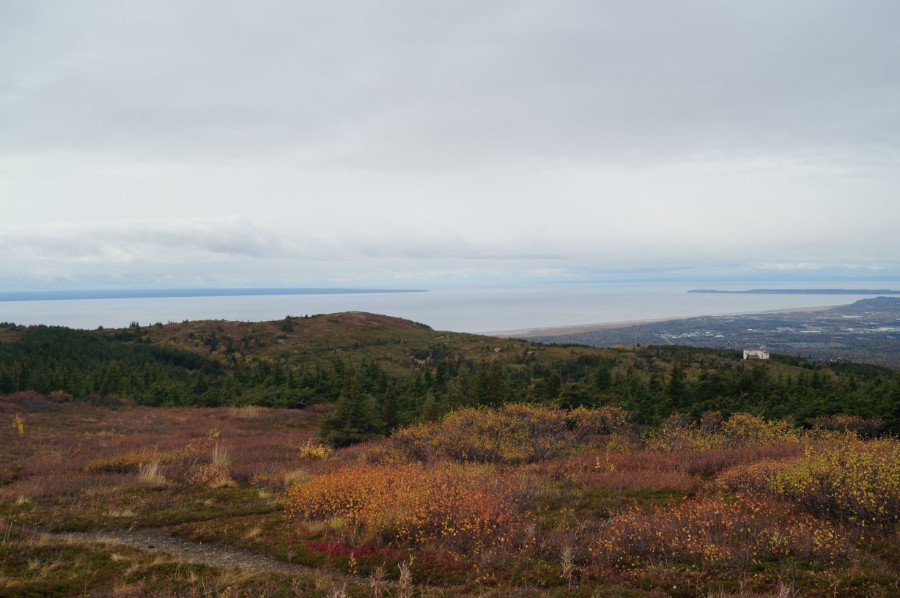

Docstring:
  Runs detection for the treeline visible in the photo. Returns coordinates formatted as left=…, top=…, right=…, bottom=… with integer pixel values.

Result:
left=319, top=345, right=900, bottom=444
left=1, top=326, right=898, bottom=443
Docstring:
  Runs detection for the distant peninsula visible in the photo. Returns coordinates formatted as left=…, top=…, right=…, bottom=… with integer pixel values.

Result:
left=0, top=288, right=427, bottom=302
left=688, top=288, right=900, bottom=295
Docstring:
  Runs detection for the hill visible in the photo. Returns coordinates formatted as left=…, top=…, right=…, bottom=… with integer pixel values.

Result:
left=2, top=312, right=900, bottom=595
left=2, top=311, right=899, bottom=436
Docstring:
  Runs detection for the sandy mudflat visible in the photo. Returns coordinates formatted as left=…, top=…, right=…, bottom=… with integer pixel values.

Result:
left=489, top=317, right=682, bottom=338
left=489, top=304, right=844, bottom=338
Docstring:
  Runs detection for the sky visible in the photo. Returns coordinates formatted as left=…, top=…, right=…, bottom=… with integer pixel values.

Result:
left=2, top=0, right=900, bottom=291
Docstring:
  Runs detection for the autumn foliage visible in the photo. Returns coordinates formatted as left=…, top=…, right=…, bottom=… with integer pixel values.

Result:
left=645, top=411, right=800, bottom=452
left=384, top=404, right=630, bottom=464
left=722, top=434, right=900, bottom=529
left=281, top=462, right=520, bottom=551
left=591, top=493, right=848, bottom=568
left=4, top=394, right=899, bottom=596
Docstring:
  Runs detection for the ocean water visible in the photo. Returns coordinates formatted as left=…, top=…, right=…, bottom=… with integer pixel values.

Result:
left=0, top=282, right=894, bottom=334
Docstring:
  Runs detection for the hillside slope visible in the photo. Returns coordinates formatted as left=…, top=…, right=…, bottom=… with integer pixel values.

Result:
left=1, top=312, right=898, bottom=433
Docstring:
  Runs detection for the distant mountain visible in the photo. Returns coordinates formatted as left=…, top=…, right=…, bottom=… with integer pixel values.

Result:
left=689, top=288, right=900, bottom=295
left=833, top=296, right=900, bottom=314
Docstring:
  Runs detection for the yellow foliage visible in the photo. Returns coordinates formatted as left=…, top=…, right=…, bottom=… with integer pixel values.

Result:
left=717, top=434, right=900, bottom=530
left=12, top=414, right=24, bottom=437
left=646, top=412, right=799, bottom=452
left=388, top=404, right=631, bottom=464
left=298, top=439, right=333, bottom=460
left=591, top=493, right=846, bottom=568
left=721, top=413, right=796, bottom=445
left=769, top=437, right=900, bottom=529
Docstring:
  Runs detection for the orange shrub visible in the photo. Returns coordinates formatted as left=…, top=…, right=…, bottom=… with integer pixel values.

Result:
left=282, top=462, right=520, bottom=551
left=717, top=458, right=799, bottom=495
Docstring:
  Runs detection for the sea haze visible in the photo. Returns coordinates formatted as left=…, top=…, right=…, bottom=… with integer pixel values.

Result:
left=1, top=282, right=896, bottom=334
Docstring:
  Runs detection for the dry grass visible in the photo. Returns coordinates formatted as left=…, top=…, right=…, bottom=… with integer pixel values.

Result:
left=137, top=461, right=166, bottom=487
left=0, top=399, right=317, bottom=516
left=211, top=442, right=230, bottom=468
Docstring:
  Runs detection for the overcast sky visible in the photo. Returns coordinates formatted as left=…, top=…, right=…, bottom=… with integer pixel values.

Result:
left=2, top=0, right=899, bottom=290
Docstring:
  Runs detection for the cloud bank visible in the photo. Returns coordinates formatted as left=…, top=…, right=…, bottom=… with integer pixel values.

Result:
left=1, top=1, right=899, bottom=289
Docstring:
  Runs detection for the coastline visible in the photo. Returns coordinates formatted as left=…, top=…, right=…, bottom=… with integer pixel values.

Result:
left=0, top=288, right=427, bottom=302
left=489, top=303, right=845, bottom=338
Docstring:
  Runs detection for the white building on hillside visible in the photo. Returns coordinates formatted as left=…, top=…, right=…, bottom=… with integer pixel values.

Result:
left=743, top=349, right=770, bottom=360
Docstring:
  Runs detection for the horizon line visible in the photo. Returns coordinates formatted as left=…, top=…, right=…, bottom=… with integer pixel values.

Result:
left=0, top=288, right=428, bottom=303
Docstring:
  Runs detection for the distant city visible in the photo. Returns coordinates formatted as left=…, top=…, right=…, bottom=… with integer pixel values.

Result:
left=522, top=297, right=900, bottom=369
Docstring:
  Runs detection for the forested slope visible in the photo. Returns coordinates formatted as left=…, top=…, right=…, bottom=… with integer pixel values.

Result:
left=1, top=312, right=898, bottom=437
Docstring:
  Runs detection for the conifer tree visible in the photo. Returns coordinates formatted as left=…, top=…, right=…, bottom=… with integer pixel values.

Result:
left=320, top=376, right=383, bottom=446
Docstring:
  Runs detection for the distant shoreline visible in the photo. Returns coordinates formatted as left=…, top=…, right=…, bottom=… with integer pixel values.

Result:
left=689, top=288, right=900, bottom=295
left=491, top=316, right=683, bottom=338
left=0, top=288, right=427, bottom=303
left=491, top=304, right=842, bottom=338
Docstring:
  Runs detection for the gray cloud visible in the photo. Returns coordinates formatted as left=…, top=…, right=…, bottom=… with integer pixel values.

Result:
left=3, top=1, right=898, bottom=167
left=1, top=1, right=899, bottom=288
left=0, top=218, right=282, bottom=263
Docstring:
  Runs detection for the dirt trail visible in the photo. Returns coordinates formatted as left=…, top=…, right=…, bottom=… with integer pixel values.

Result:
left=26, top=525, right=452, bottom=594
left=53, top=527, right=337, bottom=578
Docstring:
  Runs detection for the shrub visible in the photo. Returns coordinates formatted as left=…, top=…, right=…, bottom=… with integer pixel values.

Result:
left=388, top=404, right=631, bottom=464
left=810, top=414, right=885, bottom=437
left=768, top=437, right=900, bottom=529
left=282, top=462, right=520, bottom=551
left=645, top=412, right=799, bottom=452
left=591, top=494, right=848, bottom=568
left=298, top=439, right=333, bottom=460
left=185, top=463, right=233, bottom=487
left=721, top=413, right=797, bottom=446
left=717, top=458, right=799, bottom=495
left=12, top=414, right=24, bottom=437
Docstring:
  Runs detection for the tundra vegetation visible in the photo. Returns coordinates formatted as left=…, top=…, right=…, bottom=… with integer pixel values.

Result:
left=2, top=398, right=898, bottom=596
left=0, top=314, right=898, bottom=595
